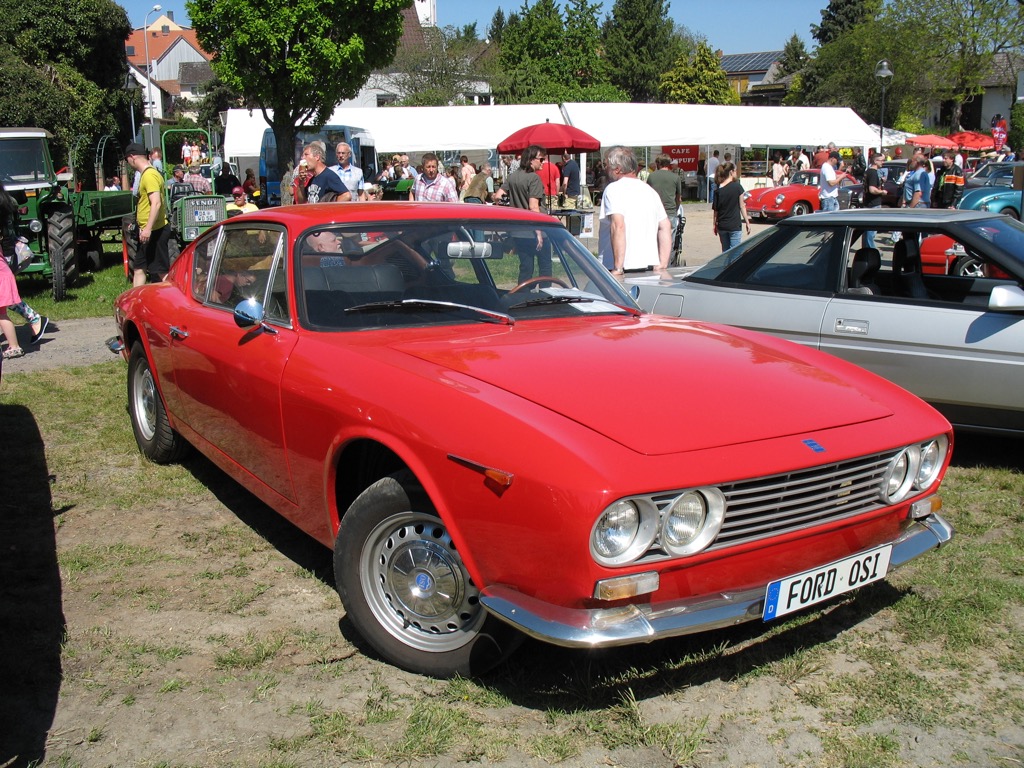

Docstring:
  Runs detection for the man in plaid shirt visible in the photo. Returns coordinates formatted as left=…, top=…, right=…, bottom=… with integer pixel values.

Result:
left=410, top=153, right=458, bottom=202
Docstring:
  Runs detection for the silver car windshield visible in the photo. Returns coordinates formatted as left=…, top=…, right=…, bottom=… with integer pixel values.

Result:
left=298, top=220, right=638, bottom=330
left=962, top=216, right=1024, bottom=269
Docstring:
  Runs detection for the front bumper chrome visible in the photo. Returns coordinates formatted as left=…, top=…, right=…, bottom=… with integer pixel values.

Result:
left=480, top=512, right=953, bottom=648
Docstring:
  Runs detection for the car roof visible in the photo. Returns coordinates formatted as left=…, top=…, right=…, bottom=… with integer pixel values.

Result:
left=213, top=201, right=558, bottom=228
left=777, top=209, right=1001, bottom=227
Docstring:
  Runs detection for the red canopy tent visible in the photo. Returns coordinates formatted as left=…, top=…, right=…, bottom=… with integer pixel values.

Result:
left=909, top=134, right=957, bottom=149
left=946, top=131, right=996, bottom=151
left=497, top=121, right=601, bottom=155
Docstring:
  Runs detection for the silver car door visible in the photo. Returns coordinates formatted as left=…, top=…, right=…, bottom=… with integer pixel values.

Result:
left=821, top=291, right=1024, bottom=429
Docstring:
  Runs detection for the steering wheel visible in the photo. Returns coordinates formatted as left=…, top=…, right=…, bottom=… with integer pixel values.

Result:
left=508, top=276, right=569, bottom=294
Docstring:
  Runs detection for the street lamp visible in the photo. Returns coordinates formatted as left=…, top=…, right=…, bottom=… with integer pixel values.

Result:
left=144, top=4, right=162, bottom=145
left=874, top=59, right=894, bottom=152
left=124, top=73, right=140, bottom=141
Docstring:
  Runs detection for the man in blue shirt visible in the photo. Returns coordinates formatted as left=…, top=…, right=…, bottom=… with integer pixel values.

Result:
left=331, top=142, right=366, bottom=201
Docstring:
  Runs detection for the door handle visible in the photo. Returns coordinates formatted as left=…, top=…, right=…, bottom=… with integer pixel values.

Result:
left=834, top=319, right=869, bottom=336
left=169, top=325, right=190, bottom=340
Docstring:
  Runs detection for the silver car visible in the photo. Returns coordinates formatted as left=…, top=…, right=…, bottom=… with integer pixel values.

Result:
left=628, top=209, right=1024, bottom=435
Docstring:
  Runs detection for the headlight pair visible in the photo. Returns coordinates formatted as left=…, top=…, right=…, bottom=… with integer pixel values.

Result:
left=881, top=435, right=949, bottom=504
left=591, top=488, right=726, bottom=567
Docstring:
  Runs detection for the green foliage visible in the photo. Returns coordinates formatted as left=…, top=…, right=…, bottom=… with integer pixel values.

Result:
left=777, top=34, right=810, bottom=77
left=811, top=0, right=882, bottom=46
left=188, top=0, right=411, bottom=176
left=389, top=26, right=485, bottom=106
left=0, top=0, right=132, bottom=164
left=495, top=0, right=625, bottom=104
left=195, top=77, right=244, bottom=130
left=660, top=41, right=739, bottom=105
left=487, top=9, right=507, bottom=43
left=601, top=0, right=676, bottom=103
left=1008, top=102, right=1024, bottom=151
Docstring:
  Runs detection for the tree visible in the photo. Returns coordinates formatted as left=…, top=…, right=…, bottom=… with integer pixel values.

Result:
left=188, top=0, right=412, bottom=176
left=0, top=0, right=131, bottom=165
left=487, top=8, right=506, bottom=43
left=194, top=77, right=244, bottom=130
left=495, top=0, right=625, bottom=103
left=777, top=34, right=810, bottom=77
left=811, top=0, right=881, bottom=46
left=602, top=0, right=675, bottom=102
left=1008, top=101, right=1024, bottom=152
left=884, top=0, right=1024, bottom=129
left=388, top=26, right=486, bottom=106
left=660, top=41, right=739, bottom=105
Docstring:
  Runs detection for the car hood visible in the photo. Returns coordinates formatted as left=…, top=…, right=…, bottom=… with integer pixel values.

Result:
left=390, top=316, right=895, bottom=455
left=960, top=187, right=1018, bottom=207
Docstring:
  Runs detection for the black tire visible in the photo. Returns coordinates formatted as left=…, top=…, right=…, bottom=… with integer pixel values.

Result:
left=48, top=205, right=75, bottom=301
left=1002, top=208, right=1020, bottom=221
left=792, top=201, right=812, bottom=216
left=334, top=472, right=522, bottom=677
left=80, top=232, right=103, bottom=272
left=954, top=254, right=985, bottom=278
left=128, top=342, right=189, bottom=463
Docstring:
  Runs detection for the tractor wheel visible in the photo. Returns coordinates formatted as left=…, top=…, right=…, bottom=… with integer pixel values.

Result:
left=81, top=232, right=104, bottom=273
left=48, top=205, right=75, bottom=301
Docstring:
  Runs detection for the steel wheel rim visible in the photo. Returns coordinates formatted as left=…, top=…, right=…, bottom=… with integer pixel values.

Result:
left=959, top=258, right=984, bottom=278
left=360, top=511, right=484, bottom=652
left=133, top=366, right=157, bottom=441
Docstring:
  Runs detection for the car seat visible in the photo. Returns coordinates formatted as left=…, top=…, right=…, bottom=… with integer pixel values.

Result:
left=848, top=247, right=881, bottom=294
left=893, top=236, right=928, bottom=299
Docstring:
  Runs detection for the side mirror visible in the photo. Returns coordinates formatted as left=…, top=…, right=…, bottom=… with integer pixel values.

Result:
left=989, top=284, right=1024, bottom=312
left=234, top=297, right=266, bottom=329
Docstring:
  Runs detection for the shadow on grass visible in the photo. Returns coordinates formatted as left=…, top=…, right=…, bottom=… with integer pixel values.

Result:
left=950, top=432, right=1024, bottom=472
left=0, top=404, right=67, bottom=768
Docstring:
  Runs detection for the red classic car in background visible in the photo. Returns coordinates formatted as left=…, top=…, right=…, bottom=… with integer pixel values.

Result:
left=746, top=169, right=856, bottom=220
left=112, top=202, right=954, bottom=677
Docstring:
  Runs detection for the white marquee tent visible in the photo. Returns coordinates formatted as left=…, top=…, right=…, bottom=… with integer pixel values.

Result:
left=223, top=102, right=879, bottom=161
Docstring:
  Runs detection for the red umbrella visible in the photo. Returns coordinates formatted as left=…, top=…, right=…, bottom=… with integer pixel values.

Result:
left=946, top=131, right=995, bottom=151
left=909, top=134, right=957, bottom=149
left=497, top=121, right=601, bottom=154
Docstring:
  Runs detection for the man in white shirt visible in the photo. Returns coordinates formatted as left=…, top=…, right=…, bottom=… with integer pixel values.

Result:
left=598, top=145, right=671, bottom=276
left=331, top=142, right=366, bottom=201
left=706, top=150, right=721, bottom=203
left=817, top=151, right=845, bottom=212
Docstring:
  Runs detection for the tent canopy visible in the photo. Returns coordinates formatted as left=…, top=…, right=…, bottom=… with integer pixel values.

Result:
left=222, top=102, right=880, bottom=160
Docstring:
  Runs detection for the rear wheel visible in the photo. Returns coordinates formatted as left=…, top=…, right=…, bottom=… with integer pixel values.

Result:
left=48, top=205, right=75, bottom=301
left=334, top=472, right=522, bottom=677
left=791, top=201, right=812, bottom=216
left=128, top=342, right=189, bottom=463
left=954, top=254, right=985, bottom=278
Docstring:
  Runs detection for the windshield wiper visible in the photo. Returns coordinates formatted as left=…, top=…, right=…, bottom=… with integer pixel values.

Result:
left=506, top=295, right=596, bottom=309
left=344, top=299, right=515, bottom=325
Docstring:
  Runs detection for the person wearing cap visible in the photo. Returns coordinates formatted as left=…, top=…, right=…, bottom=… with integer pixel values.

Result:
left=183, top=164, right=210, bottom=194
left=124, top=143, right=171, bottom=288
left=226, top=187, right=258, bottom=215
left=166, top=165, right=185, bottom=189
left=817, top=151, right=846, bottom=212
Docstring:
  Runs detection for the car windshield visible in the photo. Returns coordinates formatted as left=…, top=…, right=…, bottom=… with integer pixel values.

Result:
left=298, top=220, right=637, bottom=330
left=790, top=171, right=816, bottom=186
left=0, top=137, right=54, bottom=187
left=685, top=226, right=777, bottom=280
left=961, top=215, right=1024, bottom=269
left=970, top=163, right=1015, bottom=184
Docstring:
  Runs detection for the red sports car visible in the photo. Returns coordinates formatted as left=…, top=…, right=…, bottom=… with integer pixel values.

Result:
left=746, top=169, right=855, bottom=220
left=112, top=202, right=954, bottom=677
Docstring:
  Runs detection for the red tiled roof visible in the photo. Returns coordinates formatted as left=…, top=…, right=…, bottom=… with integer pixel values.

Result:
left=126, top=27, right=211, bottom=67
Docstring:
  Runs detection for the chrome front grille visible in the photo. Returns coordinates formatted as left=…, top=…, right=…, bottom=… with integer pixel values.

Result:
left=645, top=449, right=898, bottom=559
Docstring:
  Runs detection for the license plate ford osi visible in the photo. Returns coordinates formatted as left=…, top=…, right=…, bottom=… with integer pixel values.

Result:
left=763, top=544, right=893, bottom=621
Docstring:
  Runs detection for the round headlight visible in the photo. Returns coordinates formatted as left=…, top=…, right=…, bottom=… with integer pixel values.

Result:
left=591, top=499, right=658, bottom=566
left=914, top=436, right=948, bottom=489
left=663, top=492, right=705, bottom=548
left=592, top=501, right=639, bottom=560
left=29, top=219, right=43, bottom=233
left=774, top=194, right=785, bottom=206
left=883, top=448, right=918, bottom=503
left=661, top=488, right=725, bottom=556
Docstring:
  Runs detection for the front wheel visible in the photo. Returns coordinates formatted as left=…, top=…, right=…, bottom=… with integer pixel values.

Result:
left=334, top=472, right=521, bottom=677
left=791, top=201, right=812, bottom=216
left=128, top=342, right=189, bottom=463
left=48, top=205, right=75, bottom=301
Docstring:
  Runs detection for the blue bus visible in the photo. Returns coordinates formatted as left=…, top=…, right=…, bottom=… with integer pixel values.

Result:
left=259, top=125, right=376, bottom=204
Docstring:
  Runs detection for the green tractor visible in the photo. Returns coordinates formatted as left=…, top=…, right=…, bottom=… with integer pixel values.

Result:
left=0, top=127, right=134, bottom=299
left=122, top=128, right=229, bottom=277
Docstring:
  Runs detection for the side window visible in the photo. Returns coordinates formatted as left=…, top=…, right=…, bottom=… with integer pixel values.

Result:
left=208, top=227, right=285, bottom=312
left=742, top=229, right=841, bottom=291
left=191, top=231, right=220, bottom=302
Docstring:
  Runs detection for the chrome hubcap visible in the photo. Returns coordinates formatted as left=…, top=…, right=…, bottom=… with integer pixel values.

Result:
left=134, top=367, right=157, bottom=440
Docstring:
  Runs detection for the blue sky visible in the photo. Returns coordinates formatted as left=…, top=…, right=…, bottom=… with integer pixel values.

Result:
left=123, top=0, right=828, bottom=55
